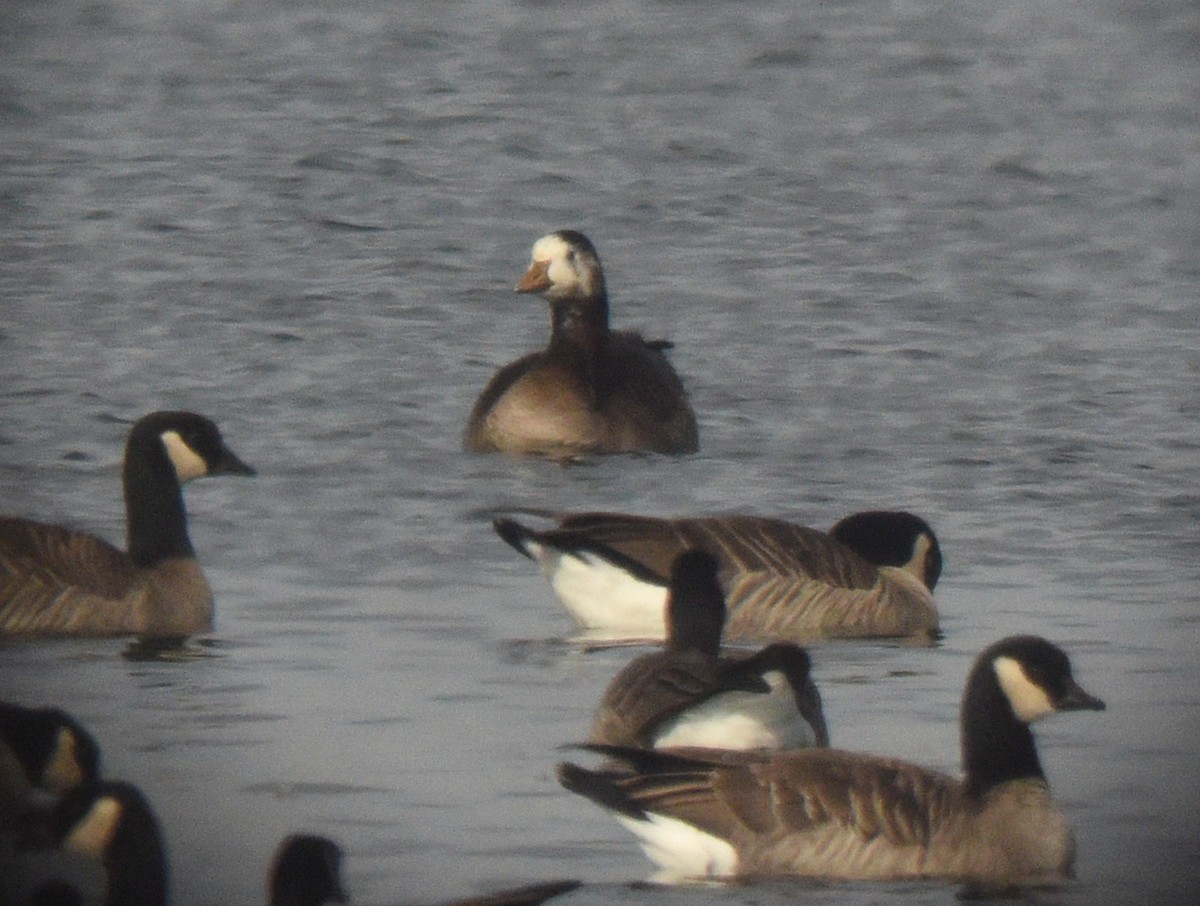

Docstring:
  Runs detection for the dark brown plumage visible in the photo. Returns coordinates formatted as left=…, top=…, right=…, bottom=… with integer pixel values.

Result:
left=464, top=231, right=698, bottom=458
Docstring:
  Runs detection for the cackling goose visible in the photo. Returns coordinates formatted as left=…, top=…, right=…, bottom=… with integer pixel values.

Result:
left=0, top=411, right=254, bottom=639
left=558, top=635, right=1104, bottom=886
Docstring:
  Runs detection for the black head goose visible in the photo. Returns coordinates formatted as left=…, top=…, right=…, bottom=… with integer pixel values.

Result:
left=590, top=550, right=828, bottom=751
left=464, top=230, right=699, bottom=458
left=493, top=509, right=941, bottom=642
left=1, top=702, right=101, bottom=827
left=267, top=833, right=579, bottom=906
left=558, top=635, right=1105, bottom=886
left=269, top=834, right=348, bottom=906
left=0, top=411, right=254, bottom=639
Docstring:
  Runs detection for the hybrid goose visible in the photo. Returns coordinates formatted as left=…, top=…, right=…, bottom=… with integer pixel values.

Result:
left=494, top=509, right=941, bottom=642
left=591, top=550, right=828, bottom=751
left=0, top=411, right=254, bottom=639
left=464, top=230, right=699, bottom=458
left=558, top=635, right=1105, bottom=886
left=270, top=834, right=348, bottom=906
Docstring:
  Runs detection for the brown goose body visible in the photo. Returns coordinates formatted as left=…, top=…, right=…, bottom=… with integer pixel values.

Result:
left=464, top=230, right=698, bottom=458
left=559, top=636, right=1106, bottom=886
left=494, top=510, right=941, bottom=642
left=0, top=411, right=254, bottom=639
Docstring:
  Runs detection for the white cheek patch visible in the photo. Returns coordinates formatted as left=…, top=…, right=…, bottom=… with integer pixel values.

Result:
left=161, top=430, right=209, bottom=482
left=544, top=550, right=668, bottom=638
left=64, top=796, right=122, bottom=860
left=615, top=811, right=739, bottom=880
left=994, top=656, right=1055, bottom=723
left=42, top=727, right=83, bottom=794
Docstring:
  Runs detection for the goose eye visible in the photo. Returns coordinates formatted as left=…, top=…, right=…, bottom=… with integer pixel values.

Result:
left=566, top=249, right=576, bottom=263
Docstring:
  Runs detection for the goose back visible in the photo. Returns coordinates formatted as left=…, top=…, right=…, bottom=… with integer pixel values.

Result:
left=494, top=511, right=939, bottom=641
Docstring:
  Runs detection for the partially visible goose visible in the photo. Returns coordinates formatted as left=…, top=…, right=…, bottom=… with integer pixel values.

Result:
left=0, top=411, right=254, bottom=639
left=11, top=779, right=168, bottom=906
left=590, top=550, right=828, bottom=751
left=464, top=230, right=699, bottom=458
left=269, top=833, right=580, bottom=906
left=270, top=834, right=348, bottom=906
left=1, top=702, right=101, bottom=827
left=558, top=635, right=1105, bottom=886
left=493, top=509, right=941, bottom=642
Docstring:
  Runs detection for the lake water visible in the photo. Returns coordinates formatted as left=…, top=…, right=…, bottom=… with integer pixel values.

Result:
left=1, top=0, right=1198, bottom=903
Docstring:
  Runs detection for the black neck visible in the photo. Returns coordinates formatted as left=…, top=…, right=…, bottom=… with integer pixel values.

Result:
left=106, top=789, right=169, bottom=906
left=961, top=666, right=1044, bottom=798
left=548, top=295, right=609, bottom=403
left=122, top=429, right=195, bottom=566
left=665, top=556, right=725, bottom=659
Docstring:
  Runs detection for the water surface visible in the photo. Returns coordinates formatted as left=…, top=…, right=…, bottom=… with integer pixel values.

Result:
left=2, top=1, right=1198, bottom=903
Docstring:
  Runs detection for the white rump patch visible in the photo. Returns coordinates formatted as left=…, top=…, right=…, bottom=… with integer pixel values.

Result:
left=161, top=430, right=208, bottom=482
left=543, top=549, right=668, bottom=637
left=654, top=671, right=820, bottom=750
left=64, top=795, right=122, bottom=859
left=615, top=811, right=739, bottom=880
left=994, top=656, right=1055, bottom=723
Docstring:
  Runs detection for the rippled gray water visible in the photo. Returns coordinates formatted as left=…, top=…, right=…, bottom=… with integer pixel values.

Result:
left=2, top=1, right=1199, bottom=903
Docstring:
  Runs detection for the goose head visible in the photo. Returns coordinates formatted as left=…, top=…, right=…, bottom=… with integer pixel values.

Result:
left=129, top=411, right=256, bottom=485
left=269, top=834, right=348, bottom=906
left=516, top=231, right=608, bottom=311
left=0, top=702, right=101, bottom=796
left=828, top=510, right=943, bottom=591
left=962, top=635, right=1105, bottom=798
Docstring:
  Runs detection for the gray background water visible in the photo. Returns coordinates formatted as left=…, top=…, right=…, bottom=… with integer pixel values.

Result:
left=1, top=0, right=1198, bottom=903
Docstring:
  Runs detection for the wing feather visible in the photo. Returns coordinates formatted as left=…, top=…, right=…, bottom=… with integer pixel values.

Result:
left=0, top=518, right=139, bottom=634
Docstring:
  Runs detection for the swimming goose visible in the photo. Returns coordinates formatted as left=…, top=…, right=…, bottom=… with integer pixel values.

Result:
left=493, top=509, right=940, bottom=642
left=590, top=550, right=828, bottom=751
left=270, top=834, right=348, bottom=906
left=1, top=702, right=101, bottom=827
left=464, top=230, right=699, bottom=458
left=558, top=635, right=1104, bottom=886
left=268, top=833, right=580, bottom=906
left=0, top=411, right=254, bottom=639
left=12, top=779, right=169, bottom=906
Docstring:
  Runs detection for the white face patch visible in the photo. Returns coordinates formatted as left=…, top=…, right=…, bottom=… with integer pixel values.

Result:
left=161, top=430, right=209, bottom=482
left=42, top=727, right=83, bottom=794
left=64, top=796, right=123, bottom=859
left=994, top=656, right=1055, bottom=723
left=530, top=234, right=590, bottom=296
